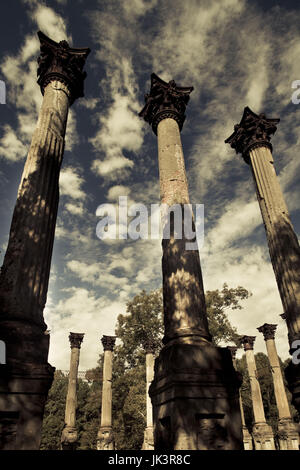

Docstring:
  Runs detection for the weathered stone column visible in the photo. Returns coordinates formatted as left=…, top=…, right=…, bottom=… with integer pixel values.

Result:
left=257, top=323, right=299, bottom=449
left=0, top=32, right=90, bottom=450
left=240, top=336, right=275, bottom=450
left=227, top=346, right=253, bottom=450
left=61, top=333, right=84, bottom=450
left=142, top=340, right=155, bottom=450
left=225, top=107, right=300, bottom=414
left=139, top=74, right=243, bottom=450
left=97, top=335, right=116, bottom=450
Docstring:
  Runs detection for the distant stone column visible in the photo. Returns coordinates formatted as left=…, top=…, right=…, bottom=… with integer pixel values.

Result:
left=142, top=340, right=155, bottom=450
left=240, top=336, right=275, bottom=450
left=139, top=73, right=242, bottom=450
left=0, top=31, right=90, bottom=450
left=61, top=333, right=84, bottom=450
left=97, top=336, right=116, bottom=450
left=257, top=323, right=299, bottom=450
left=225, top=107, right=300, bottom=414
left=227, top=346, right=253, bottom=450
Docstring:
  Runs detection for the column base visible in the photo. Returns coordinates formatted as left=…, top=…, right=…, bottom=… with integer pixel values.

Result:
left=0, top=361, right=54, bottom=450
left=141, top=426, right=154, bottom=450
left=97, top=426, right=115, bottom=450
left=285, top=361, right=300, bottom=415
left=149, top=341, right=243, bottom=450
left=277, top=417, right=299, bottom=450
left=60, top=425, right=78, bottom=450
left=252, top=422, right=275, bottom=450
left=242, top=426, right=253, bottom=450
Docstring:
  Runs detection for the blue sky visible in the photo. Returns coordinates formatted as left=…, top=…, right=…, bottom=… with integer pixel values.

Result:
left=0, top=0, right=300, bottom=370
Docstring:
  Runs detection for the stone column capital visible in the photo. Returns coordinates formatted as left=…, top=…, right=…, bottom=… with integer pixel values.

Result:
left=143, top=338, right=156, bottom=354
left=139, top=73, right=193, bottom=135
left=227, top=346, right=238, bottom=360
left=69, top=332, right=84, bottom=349
left=257, top=323, right=277, bottom=341
left=225, top=106, right=280, bottom=163
left=240, top=335, right=256, bottom=351
left=101, top=335, right=116, bottom=351
left=37, top=31, right=90, bottom=105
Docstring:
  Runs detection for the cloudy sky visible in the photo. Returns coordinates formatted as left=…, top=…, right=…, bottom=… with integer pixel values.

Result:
left=0, top=0, right=300, bottom=371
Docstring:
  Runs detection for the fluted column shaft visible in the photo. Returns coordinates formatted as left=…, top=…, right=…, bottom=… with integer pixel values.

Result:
left=142, top=343, right=155, bottom=450
left=101, top=349, right=113, bottom=427
left=250, top=146, right=300, bottom=347
left=258, top=323, right=299, bottom=450
left=146, top=351, right=154, bottom=428
left=140, top=74, right=243, bottom=451
left=0, top=81, right=69, bottom=331
left=65, top=347, right=80, bottom=426
left=258, top=327, right=291, bottom=420
left=157, top=117, right=210, bottom=345
left=97, top=336, right=116, bottom=450
left=61, top=333, right=84, bottom=450
left=226, top=108, right=300, bottom=413
left=245, top=348, right=266, bottom=424
left=241, top=336, right=275, bottom=450
left=0, top=32, right=90, bottom=451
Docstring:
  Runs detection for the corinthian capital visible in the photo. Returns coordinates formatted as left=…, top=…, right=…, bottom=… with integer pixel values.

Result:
left=37, top=31, right=90, bottom=105
left=139, top=73, right=193, bottom=135
left=225, top=106, right=280, bottom=163
left=101, top=335, right=116, bottom=351
left=69, top=332, right=84, bottom=349
left=240, top=335, right=256, bottom=351
left=257, top=323, right=277, bottom=341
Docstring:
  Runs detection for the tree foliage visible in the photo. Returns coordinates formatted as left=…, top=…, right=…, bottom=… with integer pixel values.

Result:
left=206, top=283, right=251, bottom=345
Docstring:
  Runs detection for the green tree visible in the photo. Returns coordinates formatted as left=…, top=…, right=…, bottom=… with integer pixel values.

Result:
left=78, top=362, right=103, bottom=450
left=40, top=370, right=68, bottom=450
left=206, top=283, right=251, bottom=345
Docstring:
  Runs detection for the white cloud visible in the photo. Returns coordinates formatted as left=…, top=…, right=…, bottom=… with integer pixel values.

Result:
left=91, top=155, right=134, bottom=179
left=89, top=90, right=143, bottom=180
left=30, top=4, right=70, bottom=41
left=59, top=167, right=86, bottom=200
left=77, top=97, right=99, bottom=110
left=107, top=185, right=131, bottom=201
left=64, top=202, right=85, bottom=216
left=45, top=288, right=126, bottom=369
left=0, top=125, right=27, bottom=162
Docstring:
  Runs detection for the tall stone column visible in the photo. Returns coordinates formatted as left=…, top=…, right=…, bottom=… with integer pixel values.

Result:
left=227, top=346, right=253, bottom=450
left=97, top=335, right=116, bottom=450
left=0, top=32, right=90, bottom=450
left=141, top=339, right=155, bottom=450
left=240, top=336, right=275, bottom=450
left=225, top=107, right=300, bottom=414
left=257, top=323, right=299, bottom=450
left=61, top=333, right=84, bottom=450
left=139, top=73, right=243, bottom=450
